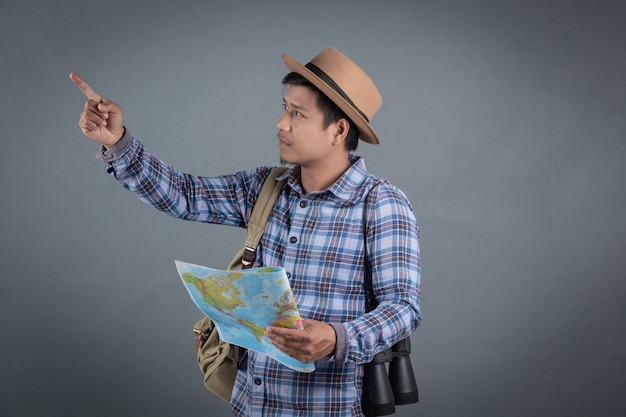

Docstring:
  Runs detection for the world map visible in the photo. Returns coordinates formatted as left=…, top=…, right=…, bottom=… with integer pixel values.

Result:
left=175, top=260, right=315, bottom=373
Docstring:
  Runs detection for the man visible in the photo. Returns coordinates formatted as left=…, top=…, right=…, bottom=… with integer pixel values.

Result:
left=71, top=47, right=421, bottom=416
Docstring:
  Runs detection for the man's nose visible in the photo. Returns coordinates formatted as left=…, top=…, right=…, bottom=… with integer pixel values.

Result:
left=276, top=113, right=290, bottom=132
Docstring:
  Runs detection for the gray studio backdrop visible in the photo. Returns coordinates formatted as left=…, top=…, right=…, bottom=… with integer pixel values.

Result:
left=1, top=1, right=625, bottom=416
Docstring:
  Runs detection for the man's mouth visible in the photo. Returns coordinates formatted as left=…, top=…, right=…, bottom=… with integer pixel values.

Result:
left=277, top=134, right=290, bottom=147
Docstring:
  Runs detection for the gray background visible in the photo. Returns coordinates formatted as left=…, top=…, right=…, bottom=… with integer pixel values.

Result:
left=1, top=0, right=624, bottom=416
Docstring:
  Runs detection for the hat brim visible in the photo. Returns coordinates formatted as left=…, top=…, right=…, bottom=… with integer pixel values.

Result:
left=282, top=54, right=380, bottom=145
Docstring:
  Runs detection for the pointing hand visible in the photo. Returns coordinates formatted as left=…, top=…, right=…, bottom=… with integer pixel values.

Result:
left=69, top=72, right=125, bottom=148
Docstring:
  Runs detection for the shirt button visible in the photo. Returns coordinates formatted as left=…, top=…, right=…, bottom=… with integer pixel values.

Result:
left=299, top=201, right=307, bottom=208
left=289, top=236, right=297, bottom=243
left=254, top=378, right=262, bottom=385
left=286, top=272, right=291, bottom=278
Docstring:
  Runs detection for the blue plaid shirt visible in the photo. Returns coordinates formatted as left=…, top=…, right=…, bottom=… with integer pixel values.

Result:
left=100, top=132, right=421, bottom=416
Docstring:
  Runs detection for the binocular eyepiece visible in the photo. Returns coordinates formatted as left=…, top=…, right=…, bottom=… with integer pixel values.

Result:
left=361, top=337, right=418, bottom=416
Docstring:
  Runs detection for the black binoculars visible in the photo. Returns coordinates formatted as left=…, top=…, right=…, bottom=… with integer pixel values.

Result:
left=361, top=337, right=419, bottom=416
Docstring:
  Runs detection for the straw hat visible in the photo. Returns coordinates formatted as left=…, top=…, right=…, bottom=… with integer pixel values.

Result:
left=282, top=47, right=382, bottom=144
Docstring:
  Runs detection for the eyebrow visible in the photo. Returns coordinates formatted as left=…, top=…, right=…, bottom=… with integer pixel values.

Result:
left=282, top=97, right=309, bottom=113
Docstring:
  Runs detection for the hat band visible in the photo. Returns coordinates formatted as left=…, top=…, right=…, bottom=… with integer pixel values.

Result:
left=305, top=62, right=369, bottom=123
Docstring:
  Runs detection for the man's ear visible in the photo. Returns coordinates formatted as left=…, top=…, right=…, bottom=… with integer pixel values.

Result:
left=332, top=119, right=350, bottom=145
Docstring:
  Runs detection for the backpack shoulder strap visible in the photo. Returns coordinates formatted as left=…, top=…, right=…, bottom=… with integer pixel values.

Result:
left=231, top=166, right=289, bottom=269
left=363, top=180, right=382, bottom=312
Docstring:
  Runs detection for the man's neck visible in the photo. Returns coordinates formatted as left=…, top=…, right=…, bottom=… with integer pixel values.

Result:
left=299, top=155, right=352, bottom=195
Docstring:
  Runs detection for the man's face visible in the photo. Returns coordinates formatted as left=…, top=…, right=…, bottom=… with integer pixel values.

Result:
left=276, top=85, right=337, bottom=167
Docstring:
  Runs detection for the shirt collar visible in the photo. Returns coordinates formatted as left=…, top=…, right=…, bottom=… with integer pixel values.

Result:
left=278, top=155, right=373, bottom=202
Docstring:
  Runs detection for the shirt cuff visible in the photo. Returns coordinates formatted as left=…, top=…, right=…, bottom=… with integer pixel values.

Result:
left=329, top=323, right=348, bottom=363
left=96, top=128, right=132, bottom=163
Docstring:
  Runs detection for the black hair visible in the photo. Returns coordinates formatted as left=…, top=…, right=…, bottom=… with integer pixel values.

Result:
left=281, top=72, right=359, bottom=151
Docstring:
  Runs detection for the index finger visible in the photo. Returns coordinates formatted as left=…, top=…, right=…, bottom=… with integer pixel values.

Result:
left=69, top=72, right=102, bottom=101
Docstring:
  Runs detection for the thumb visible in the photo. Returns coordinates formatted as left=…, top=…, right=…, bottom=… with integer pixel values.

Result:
left=97, top=99, right=120, bottom=114
left=301, top=319, right=317, bottom=328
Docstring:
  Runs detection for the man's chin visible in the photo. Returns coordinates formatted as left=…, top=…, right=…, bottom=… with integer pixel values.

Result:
left=279, top=152, right=295, bottom=166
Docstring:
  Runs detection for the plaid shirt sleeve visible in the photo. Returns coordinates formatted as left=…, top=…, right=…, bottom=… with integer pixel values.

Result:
left=100, top=132, right=268, bottom=227
left=343, top=182, right=421, bottom=364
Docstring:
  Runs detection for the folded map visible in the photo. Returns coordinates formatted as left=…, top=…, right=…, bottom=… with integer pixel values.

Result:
left=175, top=260, right=315, bottom=373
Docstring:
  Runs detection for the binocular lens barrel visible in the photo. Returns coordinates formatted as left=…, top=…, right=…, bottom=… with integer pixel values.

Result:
left=389, top=355, right=419, bottom=405
left=362, top=360, right=396, bottom=416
